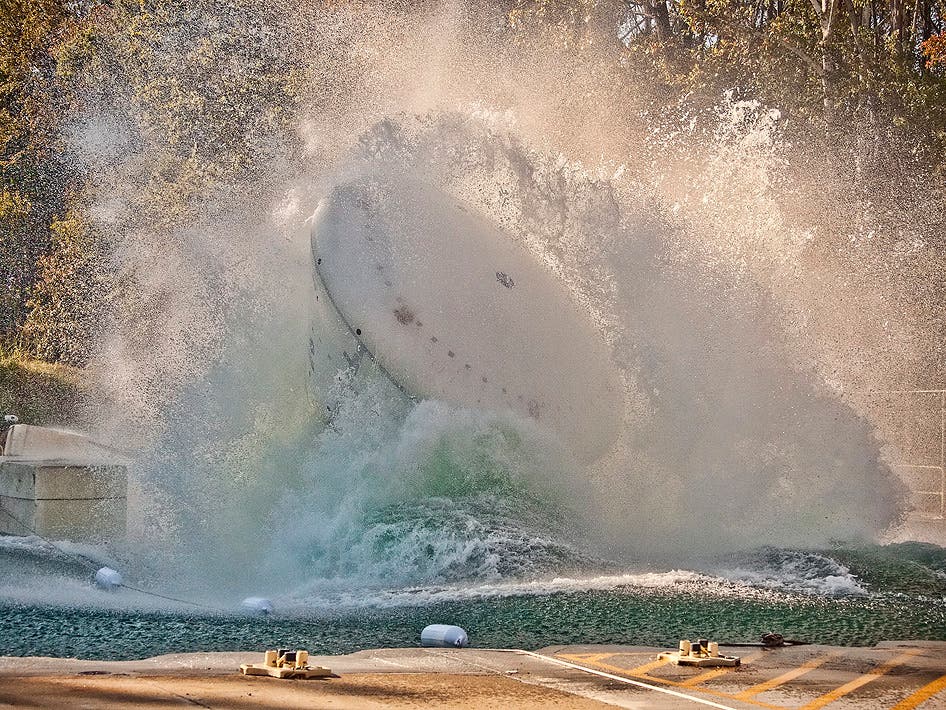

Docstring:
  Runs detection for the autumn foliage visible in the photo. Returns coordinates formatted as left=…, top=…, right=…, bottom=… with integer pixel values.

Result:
left=3, top=1, right=946, bottom=366
left=923, top=32, right=946, bottom=71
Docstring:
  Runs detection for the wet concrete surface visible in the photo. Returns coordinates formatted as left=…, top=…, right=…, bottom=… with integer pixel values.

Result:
left=0, top=642, right=943, bottom=708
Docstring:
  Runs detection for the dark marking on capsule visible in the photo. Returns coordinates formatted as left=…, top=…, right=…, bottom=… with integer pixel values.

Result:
left=496, top=271, right=515, bottom=289
left=394, top=306, right=415, bottom=325
left=447, top=350, right=455, bottom=358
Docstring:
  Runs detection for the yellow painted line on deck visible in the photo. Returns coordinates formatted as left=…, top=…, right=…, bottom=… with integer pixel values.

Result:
left=890, top=672, right=946, bottom=710
left=562, top=650, right=782, bottom=710
left=558, top=652, right=672, bottom=679
left=799, top=650, right=923, bottom=710
left=622, top=655, right=675, bottom=676
left=557, top=652, right=618, bottom=665
left=734, top=652, right=840, bottom=700
left=678, top=652, right=766, bottom=687
left=517, top=651, right=742, bottom=710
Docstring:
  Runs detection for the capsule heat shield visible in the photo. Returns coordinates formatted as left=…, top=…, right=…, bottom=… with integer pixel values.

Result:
left=310, top=175, right=622, bottom=462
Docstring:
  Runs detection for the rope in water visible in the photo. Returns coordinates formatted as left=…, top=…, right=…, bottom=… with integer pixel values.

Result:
left=0, top=499, right=220, bottom=611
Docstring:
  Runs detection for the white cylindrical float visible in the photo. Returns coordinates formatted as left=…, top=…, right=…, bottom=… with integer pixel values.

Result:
left=93, top=567, right=122, bottom=590
left=421, top=624, right=469, bottom=648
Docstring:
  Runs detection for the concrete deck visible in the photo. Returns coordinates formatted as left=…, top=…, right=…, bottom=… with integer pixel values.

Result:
left=1, top=642, right=944, bottom=709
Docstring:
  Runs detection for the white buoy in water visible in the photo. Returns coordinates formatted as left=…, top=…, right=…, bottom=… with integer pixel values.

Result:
left=421, top=624, right=469, bottom=648
left=241, top=597, right=274, bottom=615
left=94, top=567, right=122, bottom=590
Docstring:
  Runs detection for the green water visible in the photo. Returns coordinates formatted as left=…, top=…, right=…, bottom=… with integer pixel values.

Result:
left=1, top=541, right=943, bottom=660
left=2, top=585, right=943, bottom=661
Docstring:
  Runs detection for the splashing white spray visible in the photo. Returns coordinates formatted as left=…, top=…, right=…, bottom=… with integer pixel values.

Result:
left=61, top=4, right=918, bottom=597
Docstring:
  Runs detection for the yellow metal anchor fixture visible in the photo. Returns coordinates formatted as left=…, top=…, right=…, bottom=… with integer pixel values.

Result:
left=240, top=649, right=335, bottom=679
left=658, top=639, right=742, bottom=668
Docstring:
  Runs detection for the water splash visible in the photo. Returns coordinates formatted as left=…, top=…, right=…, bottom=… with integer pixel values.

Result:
left=50, top=5, right=927, bottom=598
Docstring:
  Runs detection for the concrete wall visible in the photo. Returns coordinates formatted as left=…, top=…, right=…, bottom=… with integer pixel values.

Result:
left=0, top=461, right=126, bottom=541
left=2, top=424, right=128, bottom=464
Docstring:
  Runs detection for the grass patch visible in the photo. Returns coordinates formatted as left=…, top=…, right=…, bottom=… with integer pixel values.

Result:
left=0, top=350, right=87, bottom=427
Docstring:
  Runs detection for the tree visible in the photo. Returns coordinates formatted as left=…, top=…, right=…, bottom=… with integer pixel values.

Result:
left=22, top=205, right=110, bottom=364
left=923, top=31, right=946, bottom=71
left=82, top=0, right=308, bottom=228
left=0, top=0, right=75, bottom=347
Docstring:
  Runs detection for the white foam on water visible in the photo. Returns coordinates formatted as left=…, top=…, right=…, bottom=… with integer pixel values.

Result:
left=0, top=534, right=116, bottom=569
left=711, top=550, right=868, bottom=597
left=278, top=568, right=802, bottom=611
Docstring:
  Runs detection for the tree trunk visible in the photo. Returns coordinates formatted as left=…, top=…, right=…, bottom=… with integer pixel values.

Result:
left=810, top=0, right=841, bottom=123
left=649, top=0, right=673, bottom=41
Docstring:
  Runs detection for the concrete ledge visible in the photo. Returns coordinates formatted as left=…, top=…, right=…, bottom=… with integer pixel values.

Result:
left=0, top=462, right=126, bottom=541
left=0, top=462, right=126, bottom=500
left=2, top=425, right=128, bottom=464
left=1, top=643, right=944, bottom=709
